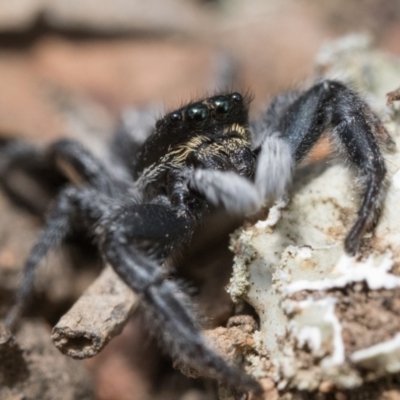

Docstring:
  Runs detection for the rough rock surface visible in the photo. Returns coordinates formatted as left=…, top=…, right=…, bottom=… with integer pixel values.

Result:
left=0, top=321, right=94, bottom=400
left=227, top=35, right=400, bottom=394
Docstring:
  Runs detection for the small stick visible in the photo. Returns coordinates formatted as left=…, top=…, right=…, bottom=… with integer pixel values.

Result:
left=52, top=266, right=138, bottom=359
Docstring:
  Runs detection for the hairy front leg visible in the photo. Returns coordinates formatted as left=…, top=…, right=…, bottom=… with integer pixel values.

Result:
left=185, top=139, right=292, bottom=216
left=101, top=203, right=261, bottom=393
left=270, top=80, right=388, bottom=254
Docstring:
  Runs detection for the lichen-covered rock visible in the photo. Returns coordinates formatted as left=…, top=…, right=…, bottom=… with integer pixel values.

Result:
left=228, top=35, right=400, bottom=392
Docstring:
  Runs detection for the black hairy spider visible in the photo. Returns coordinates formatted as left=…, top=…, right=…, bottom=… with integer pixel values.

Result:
left=2, top=80, right=389, bottom=395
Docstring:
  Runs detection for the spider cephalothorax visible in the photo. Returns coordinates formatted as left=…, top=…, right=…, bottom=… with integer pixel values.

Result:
left=2, top=80, right=390, bottom=396
left=135, top=93, right=255, bottom=199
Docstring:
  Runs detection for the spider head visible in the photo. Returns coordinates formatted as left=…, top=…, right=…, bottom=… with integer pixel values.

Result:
left=135, top=92, right=252, bottom=177
left=156, top=92, right=250, bottom=139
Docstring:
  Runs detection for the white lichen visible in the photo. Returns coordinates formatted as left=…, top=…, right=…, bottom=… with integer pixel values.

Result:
left=351, top=333, right=400, bottom=373
left=285, top=253, right=398, bottom=294
left=229, top=35, right=400, bottom=391
left=255, top=198, right=288, bottom=230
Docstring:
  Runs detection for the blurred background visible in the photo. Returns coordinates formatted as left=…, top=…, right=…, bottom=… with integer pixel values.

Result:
left=1, top=0, right=400, bottom=143
left=1, top=1, right=400, bottom=399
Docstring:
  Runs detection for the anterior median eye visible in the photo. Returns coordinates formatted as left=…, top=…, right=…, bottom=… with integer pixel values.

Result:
left=187, top=103, right=209, bottom=123
left=213, top=96, right=231, bottom=115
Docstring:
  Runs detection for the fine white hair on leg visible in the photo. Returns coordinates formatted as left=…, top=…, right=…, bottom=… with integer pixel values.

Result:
left=187, top=169, right=261, bottom=215
left=255, top=132, right=293, bottom=202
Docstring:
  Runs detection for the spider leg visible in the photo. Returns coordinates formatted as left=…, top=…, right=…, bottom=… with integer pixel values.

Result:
left=102, top=204, right=261, bottom=393
left=250, top=90, right=301, bottom=149
left=185, top=169, right=261, bottom=214
left=7, top=180, right=260, bottom=392
left=0, top=138, right=126, bottom=212
left=0, top=140, right=65, bottom=215
left=185, top=134, right=292, bottom=215
left=110, top=107, right=156, bottom=178
left=48, top=139, right=122, bottom=196
left=254, top=132, right=293, bottom=202
left=5, top=186, right=99, bottom=328
left=0, top=140, right=42, bottom=170
left=268, top=80, right=387, bottom=254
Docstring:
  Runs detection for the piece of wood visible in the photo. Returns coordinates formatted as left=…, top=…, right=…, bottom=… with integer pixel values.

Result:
left=52, top=266, right=138, bottom=359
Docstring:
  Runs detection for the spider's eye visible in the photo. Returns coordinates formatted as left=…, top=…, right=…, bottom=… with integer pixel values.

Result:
left=213, top=96, right=231, bottom=115
left=169, top=112, right=182, bottom=124
left=187, top=103, right=209, bottom=123
left=231, top=92, right=243, bottom=103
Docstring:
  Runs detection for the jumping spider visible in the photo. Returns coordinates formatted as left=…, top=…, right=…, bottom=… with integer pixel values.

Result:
left=3, top=80, right=389, bottom=394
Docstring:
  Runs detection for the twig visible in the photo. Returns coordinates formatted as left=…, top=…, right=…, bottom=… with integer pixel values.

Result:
left=52, top=266, right=138, bottom=359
